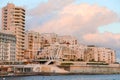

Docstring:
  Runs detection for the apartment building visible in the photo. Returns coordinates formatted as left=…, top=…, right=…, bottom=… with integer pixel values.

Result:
left=84, top=45, right=116, bottom=64
left=36, top=35, right=86, bottom=61
left=68, top=44, right=87, bottom=61
left=0, top=30, right=16, bottom=62
left=37, top=42, right=86, bottom=61
left=58, top=35, right=78, bottom=45
left=2, top=3, right=25, bottom=61
left=24, top=31, right=41, bottom=60
left=40, top=33, right=58, bottom=45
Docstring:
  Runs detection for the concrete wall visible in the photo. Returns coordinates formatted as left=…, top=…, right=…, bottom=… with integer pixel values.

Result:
left=70, top=65, right=120, bottom=74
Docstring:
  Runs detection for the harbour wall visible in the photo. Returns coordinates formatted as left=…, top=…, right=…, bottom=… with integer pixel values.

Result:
left=69, top=64, right=120, bottom=74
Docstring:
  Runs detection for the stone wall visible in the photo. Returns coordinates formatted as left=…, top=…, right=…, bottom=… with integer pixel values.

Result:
left=70, top=65, right=120, bottom=74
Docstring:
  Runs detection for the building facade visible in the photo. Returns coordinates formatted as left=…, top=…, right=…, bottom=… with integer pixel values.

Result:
left=58, top=35, right=78, bottom=45
left=40, top=33, right=58, bottom=45
left=84, top=45, right=116, bottom=64
left=68, top=44, right=86, bottom=61
left=37, top=34, right=86, bottom=61
left=24, top=31, right=41, bottom=60
left=2, top=3, right=25, bottom=61
left=0, top=30, right=16, bottom=62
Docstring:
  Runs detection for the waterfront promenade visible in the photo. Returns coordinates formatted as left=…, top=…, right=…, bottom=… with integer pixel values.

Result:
left=0, top=62, right=120, bottom=77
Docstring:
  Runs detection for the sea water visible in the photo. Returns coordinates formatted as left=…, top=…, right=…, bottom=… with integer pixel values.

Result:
left=0, top=74, right=119, bottom=80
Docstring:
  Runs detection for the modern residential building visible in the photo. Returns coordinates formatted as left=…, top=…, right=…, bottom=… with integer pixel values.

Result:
left=24, top=31, right=41, bottom=60
left=36, top=34, right=86, bottom=61
left=84, top=45, right=116, bottom=64
left=68, top=44, right=87, bottom=61
left=37, top=42, right=63, bottom=60
left=37, top=40, right=86, bottom=61
left=24, top=32, right=57, bottom=60
left=61, top=45, right=78, bottom=61
left=0, top=30, right=16, bottom=62
left=2, top=3, right=25, bottom=61
left=40, top=33, right=58, bottom=45
left=58, top=35, right=78, bottom=45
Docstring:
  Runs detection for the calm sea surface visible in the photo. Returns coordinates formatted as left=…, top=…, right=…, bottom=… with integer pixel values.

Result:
left=0, top=74, right=120, bottom=80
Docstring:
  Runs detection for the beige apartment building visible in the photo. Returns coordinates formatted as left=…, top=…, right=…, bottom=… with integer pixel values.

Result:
left=84, top=45, right=116, bottom=64
left=24, top=32, right=58, bottom=60
left=24, top=31, right=41, bottom=60
left=37, top=43, right=66, bottom=60
left=58, top=35, right=78, bottom=45
left=40, top=33, right=58, bottom=45
left=68, top=44, right=86, bottom=61
left=37, top=35, right=86, bottom=61
left=37, top=43, right=86, bottom=61
left=2, top=3, right=25, bottom=61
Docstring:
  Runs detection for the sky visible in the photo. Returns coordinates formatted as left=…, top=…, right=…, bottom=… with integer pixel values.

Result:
left=0, top=0, right=120, bottom=62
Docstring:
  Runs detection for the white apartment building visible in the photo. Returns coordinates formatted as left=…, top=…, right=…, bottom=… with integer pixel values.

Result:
left=2, top=3, right=25, bottom=61
left=0, top=30, right=16, bottom=62
left=84, top=45, right=116, bottom=64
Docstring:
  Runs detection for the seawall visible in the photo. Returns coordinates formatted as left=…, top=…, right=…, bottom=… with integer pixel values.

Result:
left=69, top=65, right=120, bottom=74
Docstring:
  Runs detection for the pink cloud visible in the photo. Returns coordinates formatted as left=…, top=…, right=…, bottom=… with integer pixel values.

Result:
left=29, top=0, right=74, bottom=16
left=32, top=3, right=119, bottom=35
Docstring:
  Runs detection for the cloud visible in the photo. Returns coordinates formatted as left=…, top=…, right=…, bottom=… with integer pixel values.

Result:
left=29, top=0, right=74, bottom=16
left=33, top=4, right=119, bottom=35
left=27, top=0, right=74, bottom=30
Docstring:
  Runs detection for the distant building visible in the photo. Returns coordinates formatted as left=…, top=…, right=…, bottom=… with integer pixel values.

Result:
left=24, top=31, right=41, bottom=60
left=37, top=35, right=87, bottom=61
left=0, top=30, right=16, bottom=62
left=68, top=44, right=87, bottom=61
left=84, top=45, right=116, bottom=64
left=2, top=3, right=25, bottom=61
left=40, top=33, right=58, bottom=45
left=58, top=35, right=78, bottom=45
left=37, top=42, right=86, bottom=61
